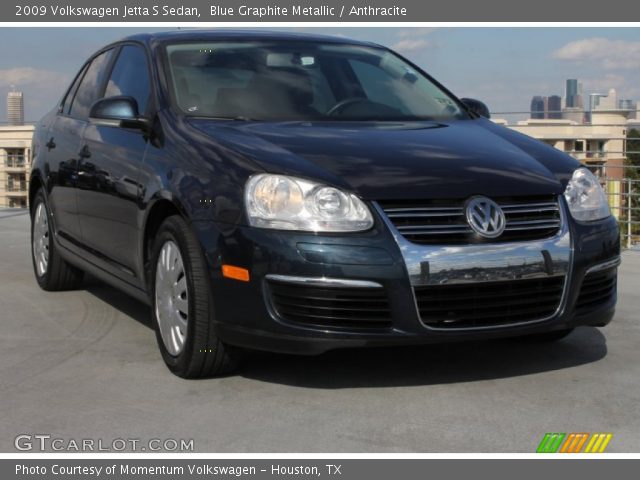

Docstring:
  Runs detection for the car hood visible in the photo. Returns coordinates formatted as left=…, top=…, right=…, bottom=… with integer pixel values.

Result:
left=188, top=118, right=579, bottom=200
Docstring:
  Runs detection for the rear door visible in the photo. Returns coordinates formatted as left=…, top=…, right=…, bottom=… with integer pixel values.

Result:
left=46, top=49, right=114, bottom=248
left=76, top=44, right=152, bottom=284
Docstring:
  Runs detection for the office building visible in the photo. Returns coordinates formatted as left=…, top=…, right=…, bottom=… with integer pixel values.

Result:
left=530, top=95, right=562, bottom=119
left=547, top=95, right=562, bottom=119
left=530, top=96, right=546, bottom=119
left=7, top=90, right=24, bottom=126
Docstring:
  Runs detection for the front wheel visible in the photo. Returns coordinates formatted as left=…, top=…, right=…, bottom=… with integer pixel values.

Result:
left=150, top=215, right=239, bottom=378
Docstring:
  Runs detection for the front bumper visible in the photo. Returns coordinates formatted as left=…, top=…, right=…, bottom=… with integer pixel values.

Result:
left=193, top=205, right=620, bottom=355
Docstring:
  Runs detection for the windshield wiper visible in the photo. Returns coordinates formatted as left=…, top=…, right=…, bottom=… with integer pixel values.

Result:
left=194, top=115, right=256, bottom=121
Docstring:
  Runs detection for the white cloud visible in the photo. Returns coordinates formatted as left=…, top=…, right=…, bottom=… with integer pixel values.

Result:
left=396, top=28, right=439, bottom=38
left=553, top=37, right=640, bottom=69
left=0, top=67, right=68, bottom=88
left=391, top=39, right=433, bottom=53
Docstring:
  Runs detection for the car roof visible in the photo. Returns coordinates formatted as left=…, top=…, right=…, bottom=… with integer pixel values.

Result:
left=119, top=29, right=383, bottom=49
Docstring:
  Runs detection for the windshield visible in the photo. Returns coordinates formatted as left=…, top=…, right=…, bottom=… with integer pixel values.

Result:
left=164, top=41, right=468, bottom=122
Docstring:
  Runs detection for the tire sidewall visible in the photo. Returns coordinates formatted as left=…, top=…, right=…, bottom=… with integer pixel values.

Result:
left=30, top=191, right=51, bottom=288
left=150, top=219, right=200, bottom=375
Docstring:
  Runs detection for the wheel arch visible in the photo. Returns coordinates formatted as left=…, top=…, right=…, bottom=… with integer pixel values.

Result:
left=28, top=170, right=45, bottom=214
left=141, top=194, right=189, bottom=286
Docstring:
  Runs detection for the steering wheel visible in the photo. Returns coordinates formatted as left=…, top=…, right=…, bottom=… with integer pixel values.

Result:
left=326, top=98, right=369, bottom=116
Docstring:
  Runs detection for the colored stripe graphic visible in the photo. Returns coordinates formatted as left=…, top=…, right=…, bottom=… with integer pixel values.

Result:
left=537, top=433, right=566, bottom=453
left=560, top=433, right=589, bottom=453
left=584, top=433, right=613, bottom=453
left=537, top=433, right=613, bottom=453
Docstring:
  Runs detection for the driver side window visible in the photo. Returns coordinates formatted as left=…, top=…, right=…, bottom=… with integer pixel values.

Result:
left=69, top=49, right=114, bottom=120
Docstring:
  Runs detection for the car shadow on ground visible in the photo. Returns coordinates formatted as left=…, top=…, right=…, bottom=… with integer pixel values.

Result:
left=84, top=277, right=608, bottom=389
left=83, top=275, right=154, bottom=329
left=240, top=329, right=607, bottom=388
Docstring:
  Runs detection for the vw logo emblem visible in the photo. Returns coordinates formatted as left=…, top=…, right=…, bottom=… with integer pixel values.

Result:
left=465, top=196, right=506, bottom=238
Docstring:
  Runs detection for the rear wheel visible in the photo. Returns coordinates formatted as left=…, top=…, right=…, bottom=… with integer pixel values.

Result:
left=150, top=215, right=239, bottom=378
left=31, top=190, right=84, bottom=291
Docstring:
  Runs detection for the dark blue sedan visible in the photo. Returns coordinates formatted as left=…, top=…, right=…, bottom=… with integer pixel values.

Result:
left=30, top=30, right=620, bottom=377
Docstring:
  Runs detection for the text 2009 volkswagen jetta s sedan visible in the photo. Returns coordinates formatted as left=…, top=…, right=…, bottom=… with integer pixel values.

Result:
left=30, top=31, right=620, bottom=377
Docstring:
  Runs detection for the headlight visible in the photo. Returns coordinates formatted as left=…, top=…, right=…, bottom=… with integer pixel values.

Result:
left=563, top=168, right=611, bottom=221
left=245, top=174, right=374, bottom=232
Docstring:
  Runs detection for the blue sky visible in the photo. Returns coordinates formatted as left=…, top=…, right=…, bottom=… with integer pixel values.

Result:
left=1, top=27, right=639, bottom=122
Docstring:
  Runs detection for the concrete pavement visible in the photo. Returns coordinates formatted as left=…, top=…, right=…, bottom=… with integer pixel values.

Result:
left=0, top=208, right=638, bottom=452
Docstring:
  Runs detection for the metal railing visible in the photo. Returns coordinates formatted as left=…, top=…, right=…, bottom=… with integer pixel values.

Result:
left=2, top=156, right=27, bottom=168
left=495, top=109, right=640, bottom=249
left=4, top=183, right=27, bottom=193
left=599, top=166, right=640, bottom=249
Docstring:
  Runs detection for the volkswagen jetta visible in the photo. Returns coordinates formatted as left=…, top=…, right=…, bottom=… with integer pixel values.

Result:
left=30, top=31, right=620, bottom=377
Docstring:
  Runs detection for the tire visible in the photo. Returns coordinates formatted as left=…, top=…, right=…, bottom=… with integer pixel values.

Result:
left=516, top=328, right=575, bottom=342
left=150, top=215, right=239, bottom=378
left=31, top=190, right=84, bottom=291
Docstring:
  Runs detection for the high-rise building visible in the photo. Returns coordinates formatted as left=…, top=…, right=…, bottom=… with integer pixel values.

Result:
left=7, top=89, right=24, bottom=125
left=594, top=89, right=618, bottom=111
left=619, top=99, right=636, bottom=110
left=590, top=93, right=606, bottom=112
left=618, top=99, right=638, bottom=120
left=547, top=95, right=562, bottom=119
left=530, top=96, right=546, bottom=119
left=565, top=79, right=578, bottom=108
left=530, top=95, right=562, bottom=119
left=564, top=79, right=584, bottom=110
left=576, top=82, right=584, bottom=110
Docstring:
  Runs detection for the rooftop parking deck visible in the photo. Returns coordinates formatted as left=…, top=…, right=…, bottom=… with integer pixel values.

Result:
left=0, top=208, right=638, bottom=452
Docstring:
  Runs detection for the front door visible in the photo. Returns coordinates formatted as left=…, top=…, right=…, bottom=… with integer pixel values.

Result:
left=76, top=44, right=152, bottom=285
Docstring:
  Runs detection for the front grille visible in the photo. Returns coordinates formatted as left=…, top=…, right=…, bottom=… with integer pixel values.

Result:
left=414, top=276, right=565, bottom=329
left=379, top=195, right=561, bottom=245
left=267, top=280, right=392, bottom=330
left=575, top=269, right=617, bottom=315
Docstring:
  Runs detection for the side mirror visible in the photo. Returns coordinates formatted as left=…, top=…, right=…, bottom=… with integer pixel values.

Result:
left=461, top=98, right=491, bottom=119
left=89, top=96, right=149, bottom=130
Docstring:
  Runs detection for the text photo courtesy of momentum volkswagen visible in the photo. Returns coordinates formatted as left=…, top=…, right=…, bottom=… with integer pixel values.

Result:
left=29, top=30, right=620, bottom=378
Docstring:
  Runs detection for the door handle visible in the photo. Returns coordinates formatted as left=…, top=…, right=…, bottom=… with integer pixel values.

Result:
left=45, top=137, right=56, bottom=150
left=78, top=145, right=91, bottom=159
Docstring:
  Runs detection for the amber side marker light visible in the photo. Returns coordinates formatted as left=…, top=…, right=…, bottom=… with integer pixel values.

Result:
left=222, top=265, right=250, bottom=282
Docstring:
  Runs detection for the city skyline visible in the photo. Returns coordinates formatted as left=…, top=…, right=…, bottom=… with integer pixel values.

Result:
left=529, top=77, right=638, bottom=122
left=1, top=27, right=639, bottom=122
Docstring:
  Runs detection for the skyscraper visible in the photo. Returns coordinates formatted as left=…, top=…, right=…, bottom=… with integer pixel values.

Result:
left=590, top=93, right=606, bottom=112
left=7, top=89, right=24, bottom=125
left=565, top=79, right=578, bottom=108
left=530, top=96, right=545, bottom=119
left=530, top=95, right=562, bottom=119
left=547, top=95, right=562, bottom=119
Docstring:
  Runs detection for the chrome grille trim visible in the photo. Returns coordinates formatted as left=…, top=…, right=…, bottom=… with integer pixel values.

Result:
left=373, top=198, right=573, bottom=332
left=378, top=196, right=562, bottom=244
